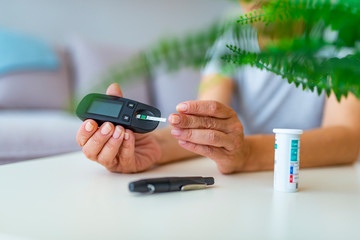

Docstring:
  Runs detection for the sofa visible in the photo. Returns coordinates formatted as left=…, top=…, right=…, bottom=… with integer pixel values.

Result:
left=0, top=36, right=202, bottom=164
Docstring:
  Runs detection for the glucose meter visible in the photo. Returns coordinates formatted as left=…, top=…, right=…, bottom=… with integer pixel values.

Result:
left=76, top=93, right=166, bottom=133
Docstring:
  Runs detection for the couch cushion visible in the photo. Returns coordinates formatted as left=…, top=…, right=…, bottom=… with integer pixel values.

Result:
left=0, top=110, right=81, bottom=164
left=0, top=28, right=59, bottom=75
left=0, top=49, right=72, bottom=110
left=68, top=38, right=151, bottom=105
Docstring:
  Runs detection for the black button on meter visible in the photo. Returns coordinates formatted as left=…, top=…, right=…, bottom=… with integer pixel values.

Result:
left=122, top=115, right=130, bottom=122
left=76, top=93, right=163, bottom=133
left=127, top=102, right=135, bottom=109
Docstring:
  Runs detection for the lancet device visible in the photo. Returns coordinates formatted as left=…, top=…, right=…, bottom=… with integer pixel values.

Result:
left=76, top=93, right=165, bottom=133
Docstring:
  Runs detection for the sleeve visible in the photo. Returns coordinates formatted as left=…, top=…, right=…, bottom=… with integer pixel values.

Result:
left=202, top=25, right=261, bottom=78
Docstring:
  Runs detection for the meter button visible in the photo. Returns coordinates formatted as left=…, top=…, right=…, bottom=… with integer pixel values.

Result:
left=127, top=103, right=135, bottom=109
left=122, top=115, right=130, bottom=122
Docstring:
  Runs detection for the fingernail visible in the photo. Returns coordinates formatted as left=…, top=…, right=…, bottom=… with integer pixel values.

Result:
left=171, top=128, right=182, bottom=136
left=169, top=115, right=180, bottom=124
left=124, top=132, right=130, bottom=140
left=113, top=126, right=123, bottom=139
left=101, top=123, right=112, bottom=135
left=176, top=103, right=188, bottom=112
left=85, top=122, right=94, bottom=132
left=178, top=140, right=187, bottom=145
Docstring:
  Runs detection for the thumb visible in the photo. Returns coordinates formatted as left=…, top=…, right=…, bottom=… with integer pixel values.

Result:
left=106, top=83, right=123, bottom=97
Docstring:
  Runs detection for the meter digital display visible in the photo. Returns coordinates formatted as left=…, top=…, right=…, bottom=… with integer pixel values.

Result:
left=87, top=100, right=123, bottom=118
left=76, top=93, right=164, bottom=133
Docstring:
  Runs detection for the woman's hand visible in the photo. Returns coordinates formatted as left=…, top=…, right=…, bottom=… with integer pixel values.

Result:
left=168, top=100, right=250, bottom=174
left=76, top=83, right=161, bottom=173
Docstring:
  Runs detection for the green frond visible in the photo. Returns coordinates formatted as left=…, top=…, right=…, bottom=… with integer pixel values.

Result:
left=230, top=0, right=360, bottom=101
left=84, top=0, right=360, bottom=106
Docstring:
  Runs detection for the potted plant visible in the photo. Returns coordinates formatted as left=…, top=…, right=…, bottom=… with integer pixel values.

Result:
left=88, top=0, right=360, bottom=102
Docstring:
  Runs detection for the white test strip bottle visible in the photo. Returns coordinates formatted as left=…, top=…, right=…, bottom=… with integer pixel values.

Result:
left=273, top=128, right=303, bottom=193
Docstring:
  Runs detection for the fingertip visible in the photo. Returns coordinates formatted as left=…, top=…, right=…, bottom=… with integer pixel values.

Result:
left=77, top=120, right=98, bottom=146
left=124, top=132, right=129, bottom=141
left=83, top=120, right=97, bottom=132
left=106, top=83, right=123, bottom=97
left=168, top=114, right=181, bottom=125
left=176, top=102, right=188, bottom=112
left=113, top=125, right=125, bottom=139
left=101, top=121, right=114, bottom=128
left=100, top=122, right=115, bottom=136
left=84, top=118, right=97, bottom=125
left=124, top=129, right=133, bottom=141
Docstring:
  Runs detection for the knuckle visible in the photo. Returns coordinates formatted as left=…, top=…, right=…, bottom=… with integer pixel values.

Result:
left=189, top=116, right=196, bottom=127
left=91, top=135, right=102, bottom=146
left=183, top=115, right=192, bottom=127
left=187, top=102, right=195, bottom=113
left=119, top=163, right=134, bottom=174
left=189, top=102, right=201, bottom=113
left=105, top=141, right=118, bottom=152
left=186, top=129, right=193, bottom=140
left=203, top=117, right=216, bottom=129
left=209, top=101, right=219, bottom=114
left=82, top=147, right=94, bottom=160
left=193, top=102, right=201, bottom=113
left=227, top=140, right=238, bottom=151
left=207, top=131, right=218, bottom=144
left=233, top=122, right=244, bottom=133
left=230, top=109, right=238, bottom=118
left=106, top=167, right=118, bottom=173
left=217, top=156, right=236, bottom=175
left=192, top=144, right=201, bottom=153
left=97, top=155, right=108, bottom=165
left=202, top=145, right=214, bottom=157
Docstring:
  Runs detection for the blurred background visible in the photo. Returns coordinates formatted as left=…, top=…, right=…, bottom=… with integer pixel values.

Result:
left=0, top=0, right=235, bottom=47
left=0, top=0, right=239, bottom=164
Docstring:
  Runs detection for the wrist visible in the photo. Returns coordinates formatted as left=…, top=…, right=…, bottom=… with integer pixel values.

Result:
left=240, top=135, right=275, bottom=172
left=235, top=137, right=254, bottom=172
left=151, top=130, right=166, bottom=165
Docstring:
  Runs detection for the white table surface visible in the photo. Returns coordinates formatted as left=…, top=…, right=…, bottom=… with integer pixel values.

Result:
left=0, top=152, right=360, bottom=240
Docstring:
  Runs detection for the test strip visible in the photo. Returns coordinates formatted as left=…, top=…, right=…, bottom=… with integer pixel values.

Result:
left=136, top=114, right=167, bottom=123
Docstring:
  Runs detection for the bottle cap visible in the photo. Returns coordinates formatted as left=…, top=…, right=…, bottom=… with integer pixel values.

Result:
left=273, top=129, right=303, bottom=135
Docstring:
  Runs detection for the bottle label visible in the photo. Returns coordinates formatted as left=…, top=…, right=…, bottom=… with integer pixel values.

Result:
left=290, top=139, right=300, bottom=184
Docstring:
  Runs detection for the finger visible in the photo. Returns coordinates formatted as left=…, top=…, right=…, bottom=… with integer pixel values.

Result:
left=176, top=100, right=235, bottom=119
left=76, top=119, right=98, bottom=147
left=82, top=122, right=114, bottom=161
left=118, top=129, right=136, bottom=173
left=169, top=113, right=228, bottom=132
left=106, top=83, right=123, bottom=97
left=97, top=125, right=125, bottom=171
left=177, top=140, right=223, bottom=160
left=171, top=128, right=234, bottom=150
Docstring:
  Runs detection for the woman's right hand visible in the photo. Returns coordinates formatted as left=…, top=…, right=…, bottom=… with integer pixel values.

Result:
left=75, top=83, right=162, bottom=173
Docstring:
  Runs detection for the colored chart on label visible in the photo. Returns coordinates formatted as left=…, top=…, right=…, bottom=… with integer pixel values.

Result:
left=291, top=140, right=299, bottom=161
left=290, top=139, right=299, bottom=183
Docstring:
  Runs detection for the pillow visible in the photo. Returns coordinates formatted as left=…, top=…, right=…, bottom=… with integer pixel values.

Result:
left=68, top=38, right=151, bottom=105
left=0, top=48, right=72, bottom=110
left=0, top=29, right=58, bottom=75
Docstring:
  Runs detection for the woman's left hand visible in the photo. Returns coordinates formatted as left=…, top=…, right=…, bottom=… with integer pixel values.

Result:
left=168, top=100, right=250, bottom=174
